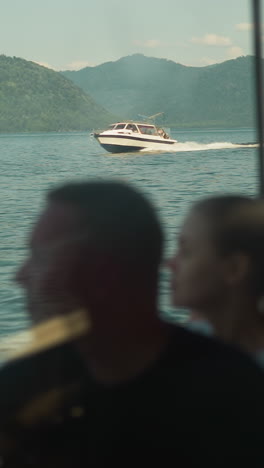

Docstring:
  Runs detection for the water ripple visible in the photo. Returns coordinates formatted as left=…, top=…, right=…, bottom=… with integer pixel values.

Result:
left=0, top=128, right=258, bottom=342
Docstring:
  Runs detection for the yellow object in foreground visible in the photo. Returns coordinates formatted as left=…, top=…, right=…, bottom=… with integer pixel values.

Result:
left=8, top=308, right=92, bottom=361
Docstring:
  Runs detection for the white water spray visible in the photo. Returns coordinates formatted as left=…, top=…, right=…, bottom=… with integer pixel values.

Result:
left=141, top=141, right=258, bottom=153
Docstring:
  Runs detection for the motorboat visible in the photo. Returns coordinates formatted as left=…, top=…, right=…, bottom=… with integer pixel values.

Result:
left=93, top=121, right=178, bottom=153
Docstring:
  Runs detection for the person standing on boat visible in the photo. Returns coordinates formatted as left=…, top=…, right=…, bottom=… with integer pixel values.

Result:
left=167, top=195, right=264, bottom=364
left=2, top=182, right=264, bottom=466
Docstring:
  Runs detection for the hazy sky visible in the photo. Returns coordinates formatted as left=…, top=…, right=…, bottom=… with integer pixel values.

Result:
left=0, top=0, right=256, bottom=70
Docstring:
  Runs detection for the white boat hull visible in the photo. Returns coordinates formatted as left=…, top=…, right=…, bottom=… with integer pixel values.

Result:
left=94, top=133, right=177, bottom=153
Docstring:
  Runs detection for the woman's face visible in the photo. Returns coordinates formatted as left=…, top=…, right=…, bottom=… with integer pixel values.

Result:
left=168, top=211, right=230, bottom=311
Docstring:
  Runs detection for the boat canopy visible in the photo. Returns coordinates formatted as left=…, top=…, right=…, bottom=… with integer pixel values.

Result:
left=107, top=122, right=159, bottom=135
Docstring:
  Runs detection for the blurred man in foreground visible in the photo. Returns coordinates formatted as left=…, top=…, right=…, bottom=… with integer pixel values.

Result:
left=1, top=180, right=264, bottom=466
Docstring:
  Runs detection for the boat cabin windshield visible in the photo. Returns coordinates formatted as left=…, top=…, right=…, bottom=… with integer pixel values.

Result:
left=125, top=124, right=139, bottom=132
left=115, top=123, right=126, bottom=129
left=108, top=123, right=159, bottom=135
left=109, top=123, right=139, bottom=132
left=138, top=125, right=158, bottom=135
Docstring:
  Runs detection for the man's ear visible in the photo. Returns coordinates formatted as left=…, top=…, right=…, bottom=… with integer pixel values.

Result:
left=72, top=252, right=122, bottom=301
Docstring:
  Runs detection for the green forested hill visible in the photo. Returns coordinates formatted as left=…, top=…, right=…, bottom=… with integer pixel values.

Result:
left=0, top=54, right=257, bottom=132
left=0, top=55, right=114, bottom=132
left=62, top=54, right=256, bottom=128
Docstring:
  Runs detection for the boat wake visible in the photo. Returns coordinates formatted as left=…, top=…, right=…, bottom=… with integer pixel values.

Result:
left=140, top=141, right=258, bottom=153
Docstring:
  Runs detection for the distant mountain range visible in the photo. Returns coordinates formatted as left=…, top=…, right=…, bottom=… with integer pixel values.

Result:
left=0, top=55, right=114, bottom=133
left=62, top=54, right=257, bottom=128
left=0, top=53, right=258, bottom=132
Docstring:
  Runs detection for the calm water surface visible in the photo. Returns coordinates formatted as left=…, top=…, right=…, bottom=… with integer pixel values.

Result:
left=0, top=128, right=258, bottom=346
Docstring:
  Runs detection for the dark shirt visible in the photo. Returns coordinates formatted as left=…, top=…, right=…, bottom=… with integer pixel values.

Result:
left=0, top=324, right=263, bottom=466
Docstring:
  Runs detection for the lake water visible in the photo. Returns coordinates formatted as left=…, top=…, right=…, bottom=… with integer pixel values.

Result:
left=0, top=127, right=259, bottom=352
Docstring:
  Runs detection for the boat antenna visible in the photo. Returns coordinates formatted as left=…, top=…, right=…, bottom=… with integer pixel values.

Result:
left=138, top=112, right=164, bottom=123
left=252, top=0, right=264, bottom=196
